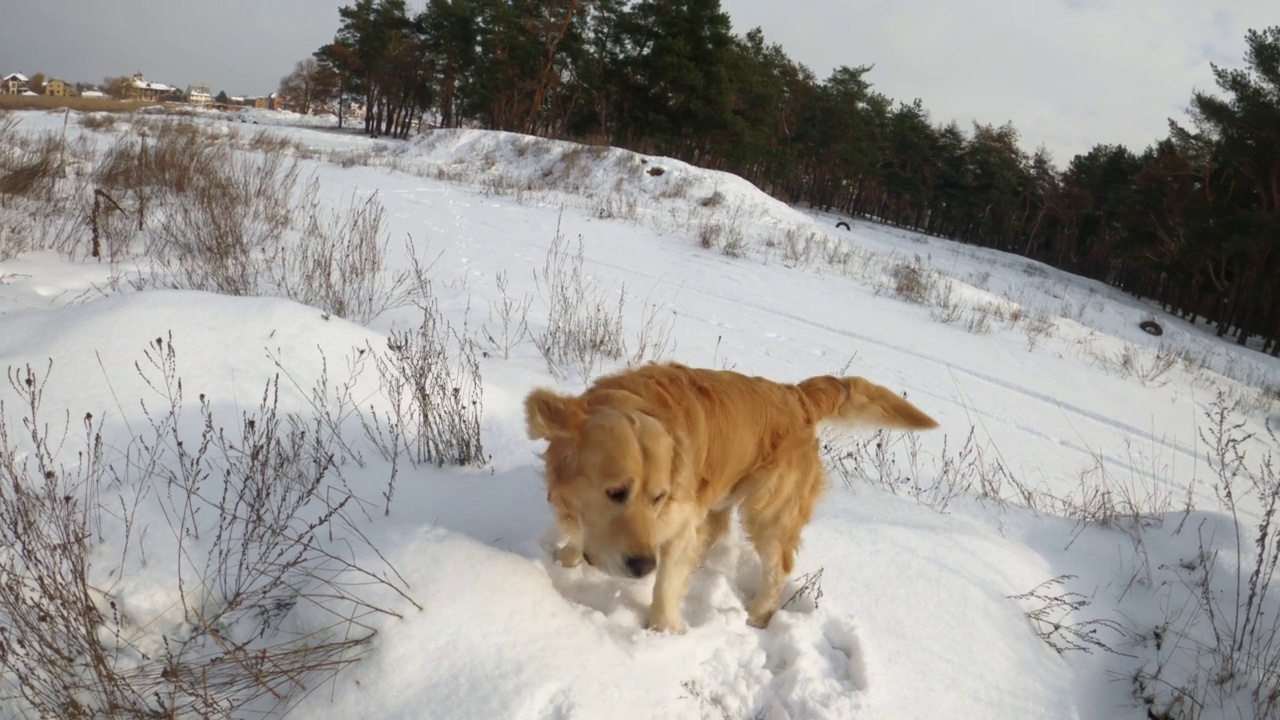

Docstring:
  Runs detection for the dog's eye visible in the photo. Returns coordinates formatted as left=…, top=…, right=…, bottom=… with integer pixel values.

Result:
left=605, top=487, right=629, bottom=503
left=652, top=491, right=668, bottom=505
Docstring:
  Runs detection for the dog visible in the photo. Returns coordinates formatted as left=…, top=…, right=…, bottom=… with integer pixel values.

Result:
left=525, top=362, right=938, bottom=632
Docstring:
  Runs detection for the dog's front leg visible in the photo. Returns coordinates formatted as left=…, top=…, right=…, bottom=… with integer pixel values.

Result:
left=647, top=523, right=698, bottom=633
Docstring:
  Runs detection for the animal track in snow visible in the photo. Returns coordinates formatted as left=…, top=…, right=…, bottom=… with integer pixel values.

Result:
left=541, top=533, right=868, bottom=718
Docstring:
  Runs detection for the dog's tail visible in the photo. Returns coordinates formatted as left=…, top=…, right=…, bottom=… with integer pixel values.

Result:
left=797, top=375, right=938, bottom=430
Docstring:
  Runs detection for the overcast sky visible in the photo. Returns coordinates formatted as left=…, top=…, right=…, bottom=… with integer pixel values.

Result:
left=723, top=0, right=1273, bottom=161
left=0, top=1, right=1272, bottom=163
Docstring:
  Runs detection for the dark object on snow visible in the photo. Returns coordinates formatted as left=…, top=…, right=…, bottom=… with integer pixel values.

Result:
left=647, top=166, right=665, bottom=176
left=836, top=221, right=850, bottom=230
left=1139, top=320, right=1163, bottom=336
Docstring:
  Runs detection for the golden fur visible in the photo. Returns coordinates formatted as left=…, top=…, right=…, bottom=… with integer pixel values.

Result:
left=525, top=362, right=938, bottom=632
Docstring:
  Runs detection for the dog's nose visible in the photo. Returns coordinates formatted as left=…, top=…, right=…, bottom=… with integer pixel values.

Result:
left=625, top=555, right=657, bottom=578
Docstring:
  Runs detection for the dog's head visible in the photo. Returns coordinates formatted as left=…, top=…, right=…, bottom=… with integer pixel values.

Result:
left=525, top=389, right=687, bottom=579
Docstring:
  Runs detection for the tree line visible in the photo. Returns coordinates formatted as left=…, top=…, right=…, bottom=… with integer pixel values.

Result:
left=292, top=1, right=1280, bottom=354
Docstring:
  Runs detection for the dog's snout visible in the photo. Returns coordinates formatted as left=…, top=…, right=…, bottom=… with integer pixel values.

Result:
left=625, top=555, right=657, bottom=578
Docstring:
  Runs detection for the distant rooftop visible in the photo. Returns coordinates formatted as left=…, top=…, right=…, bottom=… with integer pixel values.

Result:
left=132, top=79, right=173, bottom=92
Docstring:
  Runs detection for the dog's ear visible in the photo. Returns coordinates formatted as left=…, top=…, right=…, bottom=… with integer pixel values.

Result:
left=525, top=389, right=586, bottom=440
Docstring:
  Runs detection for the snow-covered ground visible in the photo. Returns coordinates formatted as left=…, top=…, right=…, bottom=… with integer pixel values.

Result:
left=1, top=108, right=1278, bottom=719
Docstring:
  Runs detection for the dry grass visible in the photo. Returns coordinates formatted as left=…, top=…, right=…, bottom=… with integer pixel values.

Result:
left=141, top=145, right=300, bottom=296
left=0, top=113, right=424, bottom=326
left=0, top=130, right=67, bottom=198
left=0, top=95, right=157, bottom=113
left=0, top=115, right=95, bottom=259
left=95, top=118, right=227, bottom=196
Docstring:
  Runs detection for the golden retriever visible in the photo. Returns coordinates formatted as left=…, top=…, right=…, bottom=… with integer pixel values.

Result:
left=525, top=362, right=938, bottom=632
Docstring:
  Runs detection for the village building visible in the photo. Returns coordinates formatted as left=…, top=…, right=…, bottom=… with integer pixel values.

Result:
left=125, top=72, right=173, bottom=102
left=186, top=83, right=212, bottom=105
left=44, top=78, right=71, bottom=97
left=2, top=73, right=28, bottom=94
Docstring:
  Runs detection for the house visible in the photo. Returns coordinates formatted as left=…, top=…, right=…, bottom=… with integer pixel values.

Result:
left=80, top=89, right=106, bottom=99
left=125, top=72, right=173, bottom=102
left=2, top=73, right=28, bottom=95
left=44, top=78, right=70, bottom=97
left=185, top=83, right=212, bottom=105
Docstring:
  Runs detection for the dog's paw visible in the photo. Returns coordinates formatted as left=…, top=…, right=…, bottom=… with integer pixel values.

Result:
left=746, top=609, right=775, bottom=629
left=554, top=543, right=583, bottom=568
left=646, top=612, right=687, bottom=634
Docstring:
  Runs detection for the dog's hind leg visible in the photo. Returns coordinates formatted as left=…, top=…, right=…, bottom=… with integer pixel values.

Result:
left=742, top=528, right=793, bottom=628
left=741, top=462, right=823, bottom=628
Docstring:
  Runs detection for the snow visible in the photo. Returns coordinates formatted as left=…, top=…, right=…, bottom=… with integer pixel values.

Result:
left=230, top=106, right=342, bottom=128
left=130, top=78, right=173, bottom=92
left=1, top=109, right=1278, bottom=720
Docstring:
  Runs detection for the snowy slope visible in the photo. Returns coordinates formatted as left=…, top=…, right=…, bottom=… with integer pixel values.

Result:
left=1, top=109, right=1278, bottom=720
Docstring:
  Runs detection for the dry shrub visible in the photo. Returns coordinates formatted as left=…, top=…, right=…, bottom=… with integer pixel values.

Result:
left=0, top=341, right=415, bottom=719
left=247, top=129, right=305, bottom=156
left=77, top=112, right=118, bottom=131
left=1133, top=394, right=1280, bottom=719
left=592, top=185, right=639, bottom=221
left=692, top=203, right=748, bottom=258
left=1022, top=307, right=1056, bottom=350
left=276, top=181, right=415, bottom=324
left=481, top=269, right=533, bottom=360
left=775, top=227, right=820, bottom=267
left=1111, top=342, right=1180, bottom=387
left=533, top=226, right=626, bottom=381
left=1009, top=575, right=1130, bottom=655
left=695, top=220, right=721, bottom=250
left=887, top=256, right=937, bottom=304
left=368, top=293, right=488, bottom=471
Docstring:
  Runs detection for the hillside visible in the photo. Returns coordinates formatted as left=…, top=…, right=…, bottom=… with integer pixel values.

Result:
left=0, top=107, right=1278, bottom=719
